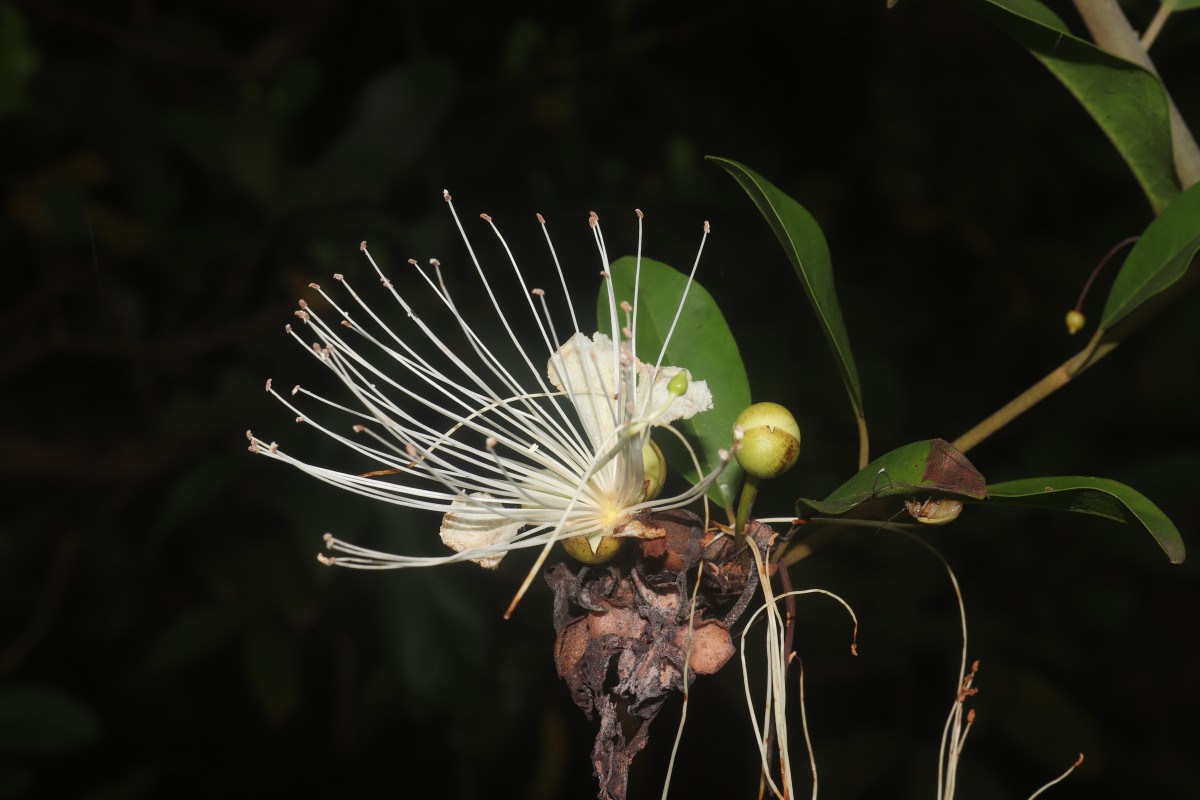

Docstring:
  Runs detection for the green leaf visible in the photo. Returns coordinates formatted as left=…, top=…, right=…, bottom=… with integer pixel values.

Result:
left=1172, top=0, right=1200, bottom=12
left=0, top=3, right=37, bottom=117
left=707, top=156, right=865, bottom=429
left=0, top=687, right=101, bottom=755
left=796, top=439, right=986, bottom=518
left=965, top=0, right=1180, bottom=213
left=982, top=476, right=1185, bottom=563
left=1099, top=181, right=1200, bottom=331
left=600, top=255, right=750, bottom=516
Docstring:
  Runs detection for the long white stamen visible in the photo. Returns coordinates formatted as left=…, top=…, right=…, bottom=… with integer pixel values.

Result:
left=632, top=209, right=644, bottom=365
left=537, top=212, right=580, bottom=334
left=251, top=191, right=718, bottom=577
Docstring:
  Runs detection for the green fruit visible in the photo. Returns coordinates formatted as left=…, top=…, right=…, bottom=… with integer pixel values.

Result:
left=562, top=532, right=623, bottom=564
left=642, top=439, right=666, bottom=500
left=733, top=402, right=801, bottom=479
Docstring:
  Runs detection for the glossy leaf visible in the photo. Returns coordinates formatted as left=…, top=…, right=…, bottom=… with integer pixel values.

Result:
left=966, top=0, right=1179, bottom=213
left=796, top=439, right=986, bottom=519
left=707, top=157, right=865, bottom=427
left=1099, top=181, right=1200, bottom=331
left=983, top=476, right=1185, bottom=563
left=600, top=255, right=750, bottom=515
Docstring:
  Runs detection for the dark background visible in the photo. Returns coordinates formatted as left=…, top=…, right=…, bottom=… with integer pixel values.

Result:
left=2, top=1, right=1197, bottom=798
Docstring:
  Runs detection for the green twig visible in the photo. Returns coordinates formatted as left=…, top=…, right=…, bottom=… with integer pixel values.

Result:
left=952, top=328, right=1116, bottom=454
left=1073, top=0, right=1200, bottom=188
left=855, top=412, right=869, bottom=471
left=735, top=474, right=760, bottom=543
left=1141, top=1, right=1174, bottom=51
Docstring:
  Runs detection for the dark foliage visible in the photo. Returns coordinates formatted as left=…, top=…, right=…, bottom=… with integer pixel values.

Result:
left=1, top=1, right=1197, bottom=798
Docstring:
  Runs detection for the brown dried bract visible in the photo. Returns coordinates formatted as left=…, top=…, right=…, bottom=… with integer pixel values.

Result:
left=545, top=509, right=775, bottom=800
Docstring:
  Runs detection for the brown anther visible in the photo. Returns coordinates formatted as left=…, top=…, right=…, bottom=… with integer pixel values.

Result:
left=298, top=299, right=308, bottom=309
left=531, top=288, right=545, bottom=297
left=480, top=213, right=492, bottom=222
left=486, top=437, right=498, bottom=450
left=333, top=273, right=344, bottom=281
left=588, top=211, right=599, bottom=227
left=245, top=429, right=254, bottom=440
left=284, top=323, right=293, bottom=333
left=407, top=258, right=418, bottom=266
left=291, top=385, right=300, bottom=395
left=430, top=258, right=440, bottom=267
left=317, top=553, right=336, bottom=565
left=635, top=208, right=644, bottom=219
left=966, top=709, right=976, bottom=724
left=295, top=416, right=305, bottom=423
left=703, top=220, right=711, bottom=234
left=443, top=189, right=451, bottom=202
left=536, top=213, right=546, bottom=224
left=309, top=282, right=320, bottom=290
left=620, top=301, right=632, bottom=313
left=599, top=270, right=609, bottom=278
left=359, top=241, right=367, bottom=252
left=340, top=320, right=352, bottom=328
left=269, top=443, right=279, bottom=454
left=352, top=425, right=365, bottom=432
left=294, top=310, right=310, bottom=321
left=264, top=379, right=272, bottom=391
left=381, top=278, right=393, bottom=288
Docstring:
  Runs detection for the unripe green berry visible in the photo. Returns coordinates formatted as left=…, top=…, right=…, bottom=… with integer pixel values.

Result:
left=562, top=532, right=623, bottom=564
left=555, top=439, right=665, bottom=565
left=733, top=402, right=801, bottom=479
left=642, top=439, right=667, bottom=501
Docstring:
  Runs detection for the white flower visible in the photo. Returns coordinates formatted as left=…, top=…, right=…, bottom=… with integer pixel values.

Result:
left=247, top=191, right=727, bottom=580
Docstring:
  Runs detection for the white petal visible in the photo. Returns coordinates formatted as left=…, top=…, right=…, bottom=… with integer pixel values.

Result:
left=546, top=331, right=619, bottom=451
left=546, top=331, right=714, bottom=447
left=438, top=493, right=523, bottom=569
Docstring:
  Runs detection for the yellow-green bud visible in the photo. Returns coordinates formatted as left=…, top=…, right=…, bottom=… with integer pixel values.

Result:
left=1065, top=309, right=1085, bottom=335
left=642, top=439, right=666, bottom=501
left=562, top=532, right=623, bottom=564
left=667, top=371, right=689, bottom=397
left=733, top=402, right=801, bottom=479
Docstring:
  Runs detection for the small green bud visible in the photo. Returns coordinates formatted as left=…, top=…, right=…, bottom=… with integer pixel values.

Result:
left=667, top=371, right=689, bottom=397
left=733, top=402, right=801, bottom=479
left=641, top=439, right=667, bottom=501
left=1065, top=309, right=1085, bottom=335
left=562, top=532, right=623, bottom=564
